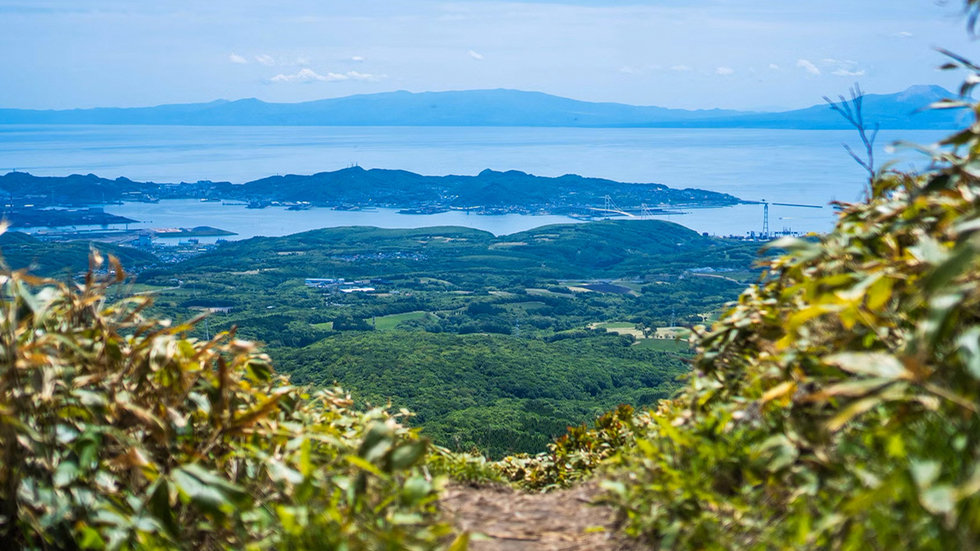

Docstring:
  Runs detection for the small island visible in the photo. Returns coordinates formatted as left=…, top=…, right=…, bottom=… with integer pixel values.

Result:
left=5, top=207, right=137, bottom=229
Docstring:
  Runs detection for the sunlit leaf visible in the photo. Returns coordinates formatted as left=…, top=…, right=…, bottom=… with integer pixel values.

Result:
left=824, top=352, right=909, bottom=380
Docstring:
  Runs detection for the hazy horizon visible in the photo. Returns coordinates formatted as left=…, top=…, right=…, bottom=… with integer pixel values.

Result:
left=1, top=1, right=976, bottom=112
left=0, top=83, right=955, bottom=114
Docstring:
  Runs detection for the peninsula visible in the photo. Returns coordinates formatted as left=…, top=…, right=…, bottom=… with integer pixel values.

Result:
left=0, top=168, right=741, bottom=219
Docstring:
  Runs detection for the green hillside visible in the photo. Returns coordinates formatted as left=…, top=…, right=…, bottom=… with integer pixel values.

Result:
left=0, top=231, right=158, bottom=276
left=164, top=220, right=752, bottom=281
left=135, top=220, right=760, bottom=454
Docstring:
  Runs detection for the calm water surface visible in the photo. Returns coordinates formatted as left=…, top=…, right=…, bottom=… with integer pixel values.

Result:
left=0, top=125, right=949, bottom=237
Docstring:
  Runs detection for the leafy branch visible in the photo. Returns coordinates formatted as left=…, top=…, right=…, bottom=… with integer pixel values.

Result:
left=823, top=84, right=879, bottom=199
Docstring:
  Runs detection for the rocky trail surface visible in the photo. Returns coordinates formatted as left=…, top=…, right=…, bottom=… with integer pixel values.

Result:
left=441, top=483, right=642, bottom=550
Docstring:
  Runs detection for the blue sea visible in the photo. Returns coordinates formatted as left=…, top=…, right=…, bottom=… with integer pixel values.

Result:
left=0, top=125, right=949, bottom=237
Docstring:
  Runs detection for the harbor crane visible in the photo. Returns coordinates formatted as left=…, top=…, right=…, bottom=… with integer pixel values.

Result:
left=747, top=200, right=824, bottom=238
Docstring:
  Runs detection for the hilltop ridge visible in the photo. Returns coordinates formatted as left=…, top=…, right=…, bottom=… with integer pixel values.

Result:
left=0, top=85, right=964, bottom=129
left=0, top=168, right=741, bottom=212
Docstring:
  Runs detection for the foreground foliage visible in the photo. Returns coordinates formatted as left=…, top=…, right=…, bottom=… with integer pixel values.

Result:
left=0, top=252, right=455, bottom=550
left=599, top=70, right=980, bottom=549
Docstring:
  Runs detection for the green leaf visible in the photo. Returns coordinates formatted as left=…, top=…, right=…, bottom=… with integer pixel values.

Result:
left=245, top=357, right=273, bottom=382
left=600, top=480, right=627, bottom=496
left=826, top=396, right=882, bottom=432
left=76, top=432, right=101, bottom=471
left=77, top=525, right=107, bottom=550
left=345, top=455, right=388, bottom=478
left=266, top=459, right=304, bottom=486
left=920, top=485, right=957, bottom=516
left=55, top=424, right=79, bottom=445
left=923, top=242, right=977, bottom=294
left=865, top=276, right=894, bottom=312
left=172, top=469, right=229, bottom=515
left=816, top=378, right=894, bottom=399
left=147, top=480, right=179, bottom=538
left=298, top=438, right=312, bottom=477
left=447, top=532, right=470, bottom=551
left=53, top=460, right=79, bottom=488
left=358, top=422, right=394, bottom=462
left=401, top=476, right=431, bottom=506
left=908, top=235, right=948, bottom=265
left=824, top=352, right=909, bottom=380
left=389, top=440, right=427, bottom=472
left=172, top=464, right=251, bottom=516
left=956, top=327, right=980, bottom=379
left=911, top=460, right=942, bottom=489
left=922, top=293, right=965, bottom=349
left=756, top=435, right=799, bottom=471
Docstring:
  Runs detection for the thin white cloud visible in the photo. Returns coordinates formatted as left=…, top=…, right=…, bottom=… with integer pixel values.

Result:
left=619, top=64, right=661, bottom=76
left=351, top=56, right=366, bottom=62
left=894, top=31, right=913, bottom=38
left=670, top=64, right=691, bottom=72
left=255, top=54, right=276, bottom=66
left=229, top=53, right=247, bottom=65
left=715, top=66, right=734, bottom=75
left=270, top=68, right=323, bottom=83
left=769, top=63, right=780, bottom=70
left=796, top=59, right=821, bottom=76
left=269, top=68, right=386, bottom=83
left=822, top=59, right=864, bottom=77
left=295, top=56, right=311, bottom=66
left=346, top=71, right=385, bottom=81
left=468, top=50, right=484, bottom=60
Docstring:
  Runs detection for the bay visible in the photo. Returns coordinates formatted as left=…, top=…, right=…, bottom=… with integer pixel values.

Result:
left=0, top=125, right=949, bottom=237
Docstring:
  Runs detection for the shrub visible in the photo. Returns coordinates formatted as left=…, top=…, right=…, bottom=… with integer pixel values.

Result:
left=496, top=404, right=640, bottom=491
left=603, top=70, right=980, bottom=549
left=0, top=251, right=455, bottom=550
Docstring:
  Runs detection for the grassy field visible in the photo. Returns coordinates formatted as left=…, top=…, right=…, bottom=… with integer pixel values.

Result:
left=371, top=311, right=433, bottom=330
left=611, top=279, right=644, bottom=293
left=592, top=321, right=645, bottom=339
left=595, top=322, right=637, bottom=329
left=633, top=338, right=691, bottom=353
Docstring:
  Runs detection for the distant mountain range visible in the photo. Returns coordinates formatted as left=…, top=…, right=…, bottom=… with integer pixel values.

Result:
left=0, top=86, right=965, bottom=129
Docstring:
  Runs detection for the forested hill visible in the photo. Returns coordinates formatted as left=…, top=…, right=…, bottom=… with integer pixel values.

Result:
left=241, top=167, right=738, bottom=207
left=0, top=231, right=158, bottom=276
left=0, top=168, right=739, bottom=209
left=165, top=220, right=752, bottom=281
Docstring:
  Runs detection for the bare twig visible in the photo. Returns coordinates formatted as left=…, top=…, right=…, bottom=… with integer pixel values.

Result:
left=823, top=84, right=879, bottom=200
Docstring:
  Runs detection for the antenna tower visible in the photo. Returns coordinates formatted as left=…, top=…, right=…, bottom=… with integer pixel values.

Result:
left=762, top=202, right=769, bottom=237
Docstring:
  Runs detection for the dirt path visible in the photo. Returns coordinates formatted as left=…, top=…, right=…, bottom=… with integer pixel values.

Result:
left=441, top=483, right=642, bottom=550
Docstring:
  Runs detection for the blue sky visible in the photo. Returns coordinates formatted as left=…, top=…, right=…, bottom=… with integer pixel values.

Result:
left=0, top=0, right=976, bottom=110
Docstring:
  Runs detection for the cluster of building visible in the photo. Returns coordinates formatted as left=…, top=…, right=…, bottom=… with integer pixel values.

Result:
left=330, top=252, right=426, bottom=263
left=303, top=278, right=376, bottom=293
